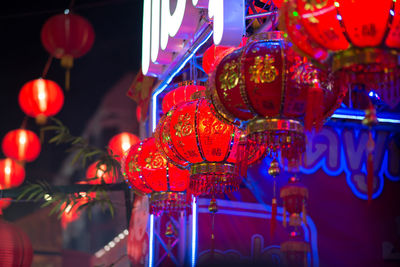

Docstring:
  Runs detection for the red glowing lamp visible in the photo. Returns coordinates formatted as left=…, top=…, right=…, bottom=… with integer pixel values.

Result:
left=2, top=129, right=41, bottom=162
left=18, top=78, right=64, bottom=124
left=108, top=132, right=140, bottom=159
left=122, top=138, right=190, bottom=215
left=86, top=161, right=115, bottom=184
left=0, top=158, right=25, bottom=189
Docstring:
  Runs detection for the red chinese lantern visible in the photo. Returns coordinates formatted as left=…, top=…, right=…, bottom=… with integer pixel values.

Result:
left=122, top=138, right=189, bottom=215
left=280, top=176, right=308, bottom=228
left=209, top=31, right=345, bottom=169
left=0, top=158, right=25, bottom=189
left=281, top=0, right=400, bottom=109
left=108, top=132, right=140, bottom=159
left=86, top=161, right=115, bottom=184
left=0, top=219, right=33, bottom=267
left=162, top=81, right=206, bottom=114
left=2, top=129, right=41, bottom=162
left=41, top=12, right=95, bottom=89
left=155, top=97, right=247, bottom=198
left=19, top=78, right=64, bottom=124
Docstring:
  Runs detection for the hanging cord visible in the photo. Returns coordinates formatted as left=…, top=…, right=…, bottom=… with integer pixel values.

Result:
left=208, top=190, right=218, bottom=260
left=41, top=55, right=54, bottom=78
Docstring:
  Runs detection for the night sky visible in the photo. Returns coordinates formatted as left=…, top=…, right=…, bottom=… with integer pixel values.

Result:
left=0, top=0, right=143, bottom=182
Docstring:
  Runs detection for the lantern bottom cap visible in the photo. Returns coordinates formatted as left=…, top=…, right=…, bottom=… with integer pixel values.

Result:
left=247, top=118, right=304, bottom=135
left=150, top=191, right=187, bottom=216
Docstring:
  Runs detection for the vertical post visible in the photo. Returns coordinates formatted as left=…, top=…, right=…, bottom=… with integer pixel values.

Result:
left=124, top=184, right=133, bottom=229
left=191, top=197, right=197, bottom=267
left=149, top=214, right=155, bottom=267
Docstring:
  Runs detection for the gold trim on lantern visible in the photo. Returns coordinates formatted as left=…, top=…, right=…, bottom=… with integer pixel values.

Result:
left=247, top=118, right=304, bottom=135
left=248, top=31, right=286, bottom=43
left=191, top=90, right=206, bottom=100
left=332, top=48, right=399, bottom=72
left=190, top=162, right=236, bottom=176
left=149, top=191, right=187, bottom=215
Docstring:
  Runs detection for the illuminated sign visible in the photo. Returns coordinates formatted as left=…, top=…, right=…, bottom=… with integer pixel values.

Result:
left=142, top=0, right=245, bottom=76
left=301, top=127, right=399, bottom=200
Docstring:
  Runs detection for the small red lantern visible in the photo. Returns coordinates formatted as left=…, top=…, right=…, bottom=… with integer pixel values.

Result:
left=19, top=78, right=64, bottom=124
left=86, top=161, right=115, bottom=184
left=0, top=219, right=33, bottom=267
left=280, top=176, right=308, bottom=228
left=0, top=158, right=25, bottom=189
left=41, top=12, right=95, bottom=89
left=108, top=132, right=140, bottom=159
left=162, top=81, right=206, bottom=114
left=155, top=97, right=247, bottom=198
left=122, top=138, right=189, bottom=215
left=2, top=129, right=41, bottom=162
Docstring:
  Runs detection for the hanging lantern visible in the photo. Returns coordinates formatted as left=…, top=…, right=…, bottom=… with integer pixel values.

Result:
left=0, top=158, right=25, bottom=189
left=41, top=12, right=95, bottom=90
left=0, top=219, right=33, bottom=267
left=161, top=81, right=206, bottom=114
left=108, top=132, right=140, bottom=159
left=209, top=31, right=345, bottom=169
left=281, top=231, right=310, bottom=267
left=155, top=97, right=247, bottom=197
left=281, top=0, right=400, bottom=110
left=18, top=78, right=64, bottom=124
left=122, top=138, right=190, bottom=215
left=280, top=176, right=308, bottom=228
left=86, top=161, right=116, bottom=184
left=2, top=129, right=41, bottom=162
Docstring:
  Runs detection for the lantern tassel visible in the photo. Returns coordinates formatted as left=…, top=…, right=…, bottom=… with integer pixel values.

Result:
left=61, top=55, right=74, bottom=91
left=305, top=81, right=324, bottom=132
left=270, top=197, right=277, bottom=237
left=65, top=68, right=71, bottom=91
left=283, top=205, right=287, bottom=228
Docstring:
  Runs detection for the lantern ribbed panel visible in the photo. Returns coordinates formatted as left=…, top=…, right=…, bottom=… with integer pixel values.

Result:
left=0, top=220, right=33, bottom=267
left=107, top=132, right=140, bottom=159
left=162, top=83, right=205, bottom=114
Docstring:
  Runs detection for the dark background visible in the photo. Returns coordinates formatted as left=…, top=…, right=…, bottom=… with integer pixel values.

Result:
left=0, top=0, right=142, bottom=182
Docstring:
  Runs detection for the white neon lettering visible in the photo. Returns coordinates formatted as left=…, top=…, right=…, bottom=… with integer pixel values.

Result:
left=151, top=0, right=161, bottom=63
left=161, top=0, right=186, bottom=50
left=142, top=0, right=152, bottom=75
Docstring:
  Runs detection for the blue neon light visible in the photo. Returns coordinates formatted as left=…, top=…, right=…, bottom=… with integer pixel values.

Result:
left=149, top=214, right=154, bottom=267
left=331, top=108, right=400, bottom=124
left=192, top=197, right=197, bottom=267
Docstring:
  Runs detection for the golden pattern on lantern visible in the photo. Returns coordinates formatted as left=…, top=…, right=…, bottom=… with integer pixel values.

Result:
left=249, top=54, right=278, bottom=83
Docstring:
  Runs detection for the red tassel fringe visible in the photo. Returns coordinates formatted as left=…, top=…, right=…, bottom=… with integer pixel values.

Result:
left=305, top=83, right=324, bottom=132
left=270, top=198, right=277, bottom=237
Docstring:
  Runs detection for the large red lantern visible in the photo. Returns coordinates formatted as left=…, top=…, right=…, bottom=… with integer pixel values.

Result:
left=161, top=81, right=206, bottom=114
left=19, top=78, right=64, bottom=124
left=281, top=231, right=310, bottom=267
left=281, top=0, right=400, bottom=110
left=86, top=161, right=116, bottom=184
left=0, top=158, right=25, bottom=189
left=0, top=219, right=33, bottom=267
left=2, top=129, right=41, bottom=162
left=122, top=138, right=190, bottom=215
left=41, top=12, right=95, bottom=89
left=209, top=31, right=345, bottom=169
left=107, top=132, right=140, bottom=159
left=155, top=97, right=247, bottom=198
